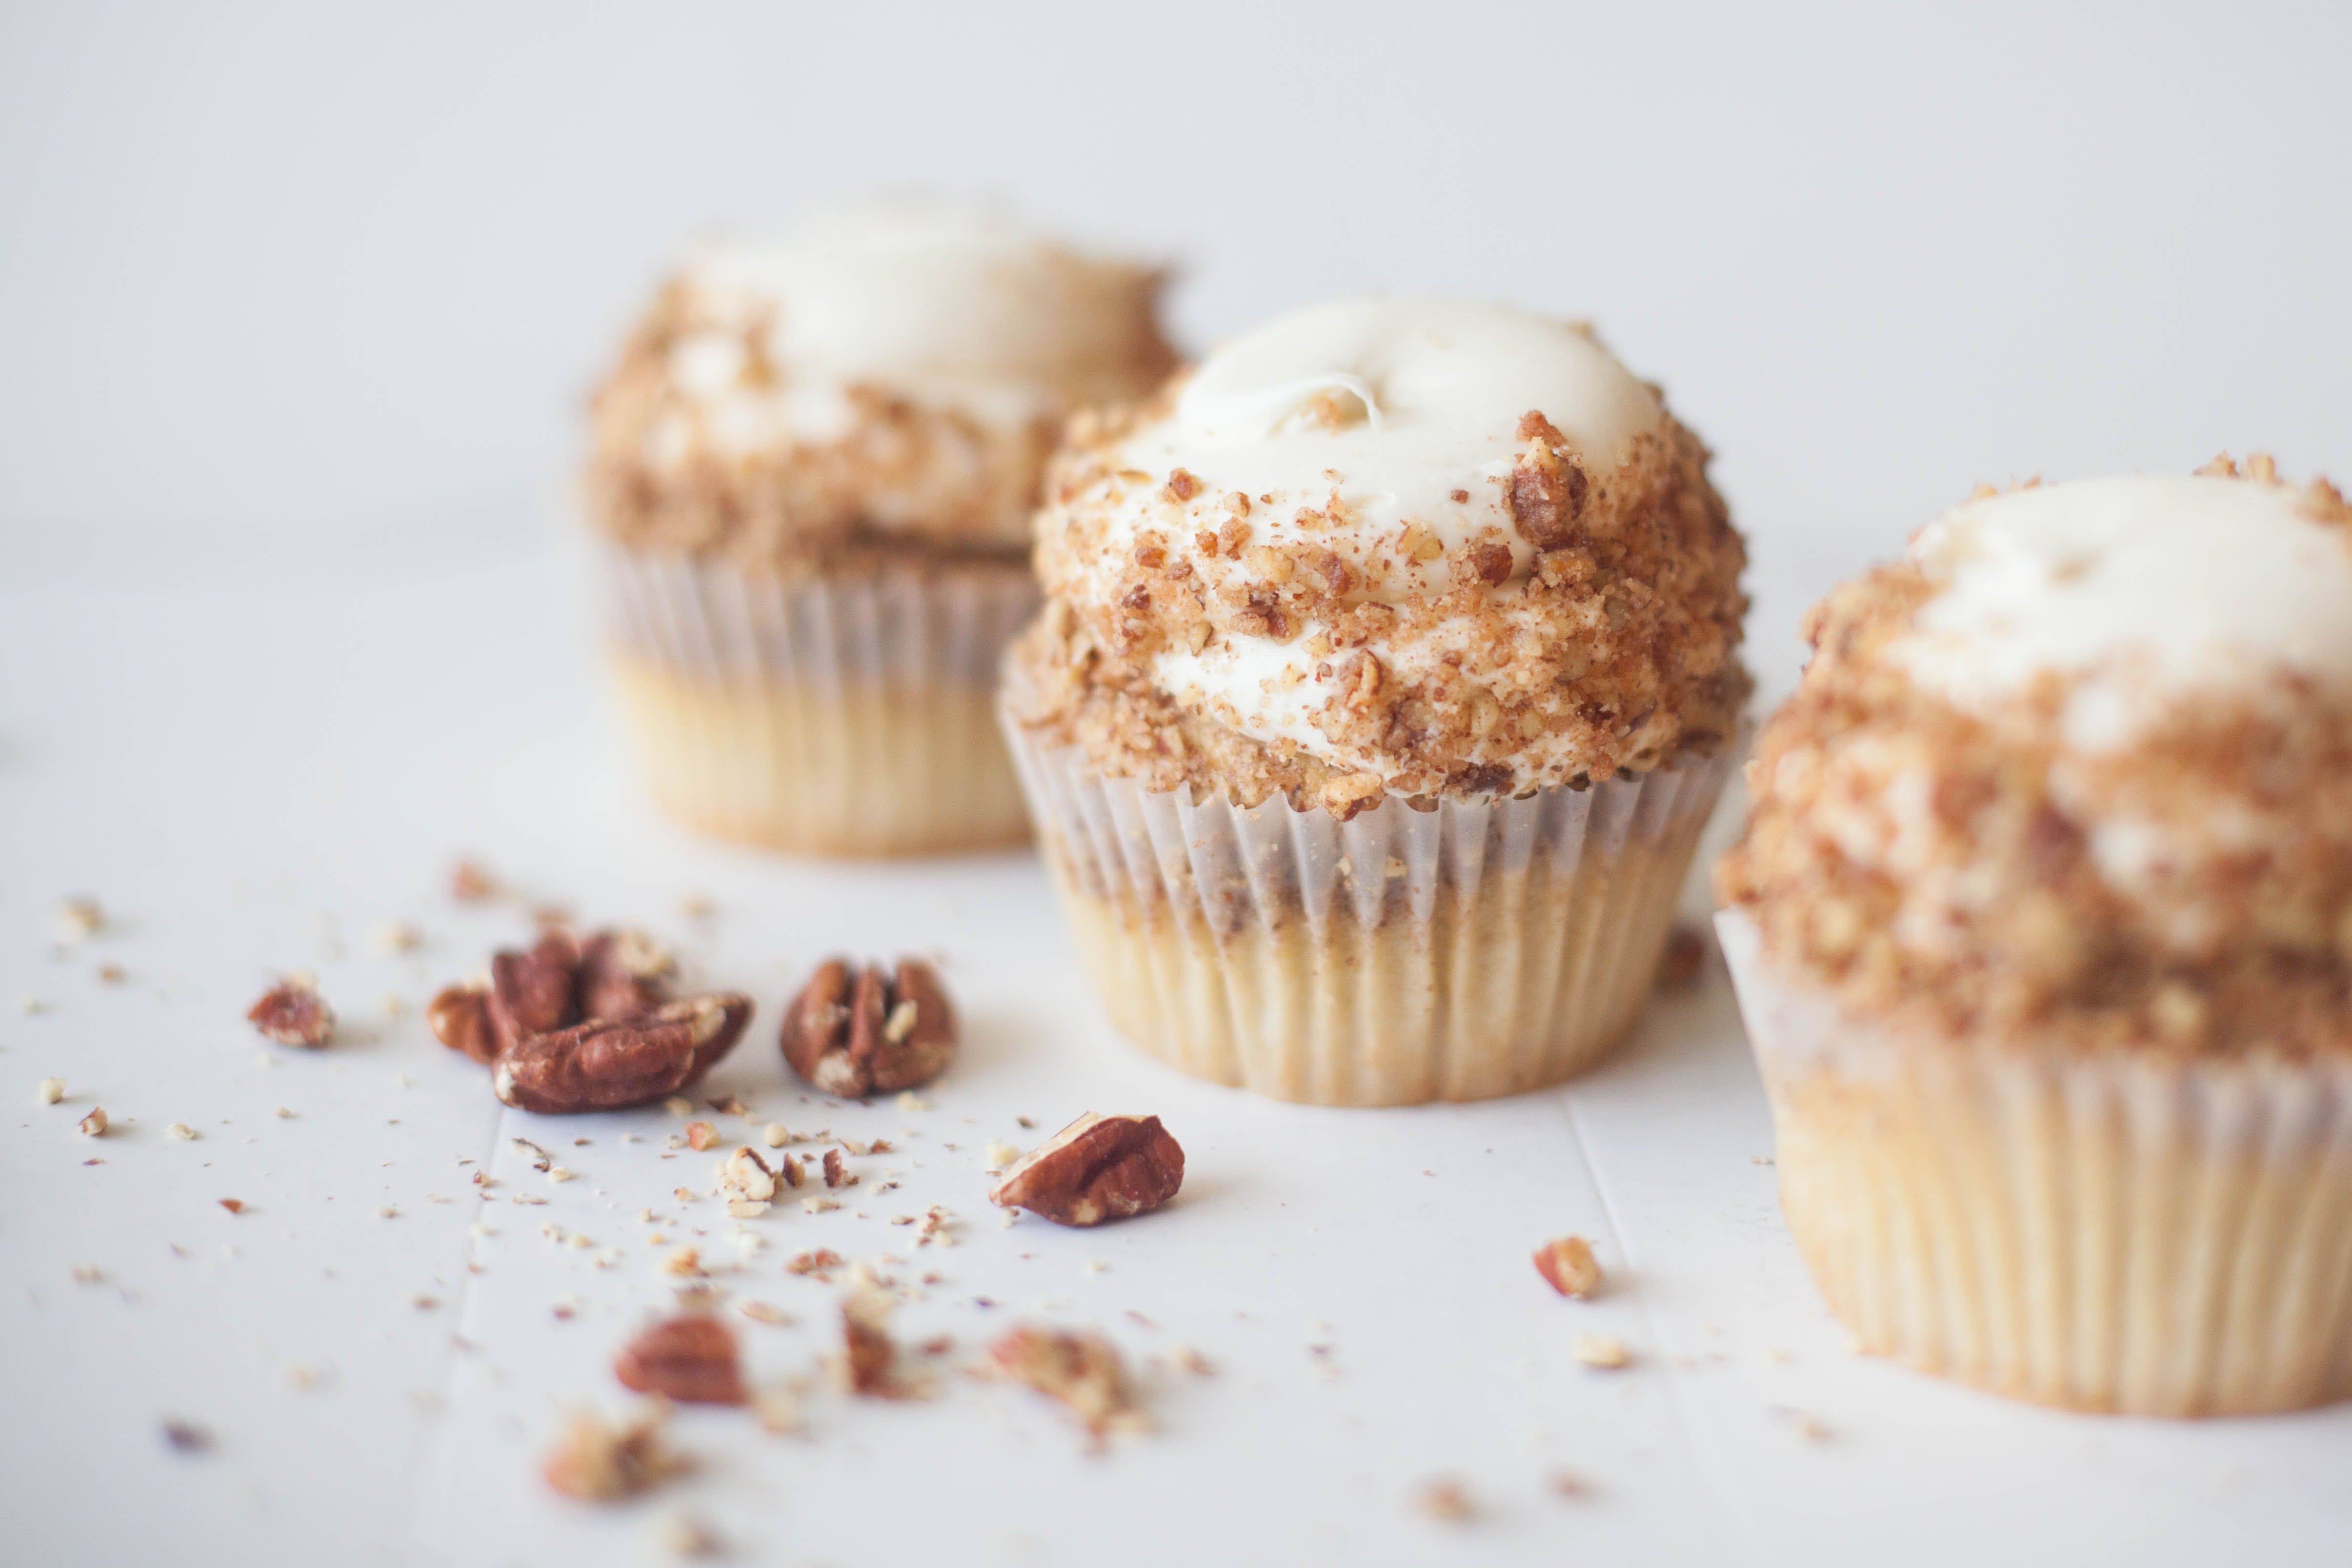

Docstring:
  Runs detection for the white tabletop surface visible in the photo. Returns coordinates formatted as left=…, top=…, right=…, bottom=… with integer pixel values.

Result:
left=6, top=3, right=2352, bottom=1563
left=5, top=525, right=2350, bottom=1568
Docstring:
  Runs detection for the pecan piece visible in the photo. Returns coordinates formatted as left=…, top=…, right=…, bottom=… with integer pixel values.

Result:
left=985, top=1326, right=1143, bottom=1439
left=577, top=928, right=673, bottom=1024
left=494, top=994, right=751, bottom=1114
left=988, top=1112, right=1184, bottom=1227
left=248, top=977, right=334, bottom=1048
left=1508, top=410, right=1589, bottom=550
left=427, top=985, right=498, bottom=1065
left=780, top=958, right=957, bottom=1098
left=614, top=1315, right=745, bottom=1405
left=489, top=929, right=580, bottom=1056
left=541, top=1407, right=683, bottom=1501
left=839, top=1288, right=900, bottom=1397
left=1533, top=1235, right=1602, bottom=1298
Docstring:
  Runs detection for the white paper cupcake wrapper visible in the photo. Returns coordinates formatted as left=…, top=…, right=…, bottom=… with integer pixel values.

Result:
left=1005, top=706, right=1734, bottom=1105
left=1718, top=909, right=2352, bottom=1415
left=595, top=544, right=1040, bottom=854
left=598, top=542, right=1039, bottom=688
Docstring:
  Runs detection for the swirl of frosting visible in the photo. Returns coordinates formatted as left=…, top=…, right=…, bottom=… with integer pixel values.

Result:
left=589, top=198, right=1174, bottom=557
left=1029, top=298, right=1747, bottom=800
left=1895, top=473, right=2352, bottom=750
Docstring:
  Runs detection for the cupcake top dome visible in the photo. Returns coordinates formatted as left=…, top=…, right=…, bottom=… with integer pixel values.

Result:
left=1894, top=472, right=2352, bottom=749
left=586, top=198, right=1176, bottom=563
left=1718, top=458, right=2352, bottom=1056
left=1021, top=298, right=1748, bottom=813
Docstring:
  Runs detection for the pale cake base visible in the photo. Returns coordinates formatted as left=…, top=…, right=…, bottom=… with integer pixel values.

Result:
left=1045, top=834, right=1699, bottom=1108
left=610, top=657, right=1029, bottom=857
left=1721, top=912, right=2352, bottom=1417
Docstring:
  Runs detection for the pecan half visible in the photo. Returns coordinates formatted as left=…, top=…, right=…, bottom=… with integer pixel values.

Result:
left=248, top=978, right=334, bottom=1048
left=780, top=958, right=957, bottom=1098
left=495, top=995, right=751, bottom=1114
left=988, top=1113, right=1184, bottom=1227
left=427, top=985, right=498, bottom=1064
left=985, top=1326, right=1143, bottom=1439
left=614, top=1315, right=745, bottom=1405
left=577, top=928, right=673, bottom=1025
left=489, top=929, right=580, bottom=1056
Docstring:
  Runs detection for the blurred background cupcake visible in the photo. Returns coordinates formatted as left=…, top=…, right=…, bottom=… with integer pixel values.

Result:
left=584, top=198, right=1176, bottom=855
left=1716, top=459, right=2352, bottom=1415
left=1005, top=298, right=1749, bottom=1106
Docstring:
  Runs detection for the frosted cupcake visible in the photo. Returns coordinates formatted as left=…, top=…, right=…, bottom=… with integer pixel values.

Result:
left=584, top=200, right=1175, bottom=855
left=1717, top=458, right=2352, bottom=1415
left=1005, top=299, right=1749, bottom=1106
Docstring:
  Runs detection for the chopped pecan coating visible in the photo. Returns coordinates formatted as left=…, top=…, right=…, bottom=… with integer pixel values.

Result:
left=988, top=1112, right=1184, bottom=1227
left=613, top=1316, right=745, bottom=1406
left=1507, top=410, right=1591, bottom=550
left=248, top=978, right=334, bottom=1048
left=494, top=995, right=751, bottom=1114
left=780, top=958, right=957, bottom=1098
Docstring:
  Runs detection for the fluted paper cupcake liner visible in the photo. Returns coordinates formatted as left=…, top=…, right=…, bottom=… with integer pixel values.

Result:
left=1718, top=909, right=2352, bottom=1416
left=1004, top=705, right=1734, bottom=1106
left=598, top=544, right=1039, bottom=855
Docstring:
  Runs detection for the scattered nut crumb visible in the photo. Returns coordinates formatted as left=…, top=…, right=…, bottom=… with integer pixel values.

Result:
left=218, top=1198, right=247, bottom=1214
left=160, top=1418, right=213, bottom=1453
left=448, top=860, right=498, bottom=903
left=1548, top=1468, right=1590, bottom=1499
left=984, top=1326, right=1145, bottom=1441
left=72, top=1264, right=104, bottom=1285
left=615, top=1316, right=745, bottom=1405
left=1572, top=1333, right=1631, bottom=1370
left=761, top=1123, right=788, bottom=1148
left=1654, top=921, right=1708, bottom=992
left=786, top=1249, right=843, bottom=1277
left=838, top=1288, right=902, bottom=1397
left=1533, top=1236, right=1602, bottom=1298
left=1417, top=1478, right=1474, bottom=1522
left=739, top=1300, right=792, bottom=1326
left=1172, top=1345, right=1213, bottom=1376
left=541, top=1407, right=683, bottom=1501
left=664, top=1098, right=694, bottom=1118
left=167, top=1123, right=198, bottom=1141
left=984, top=1140, right=1020, bottom=1171
left=659, top=1514, right=724, bottom=1558
left=373, top=922, right=421, bottom=955
left=273, top=1107, right=296, bottom=1119
left=662, top=1247, right=704, bottom=1278
left=247, top=977, right=334, bottom=1048
left=55, top=897, right=105, bottom=942
left=684, top=1122, right=718, bottom=1153
left=38, top=1077, right=65, bottom=1106
left=77, top=1107, right=108, bottom=1137
left=751, top=1384, right=800, bottom=1434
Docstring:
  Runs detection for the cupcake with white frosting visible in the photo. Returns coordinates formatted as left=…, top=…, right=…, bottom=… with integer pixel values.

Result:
left=1005, top=298, right=1749, bottom=1106
left=1716, top=457, right=2352, bottom=1415
left=585, top=198, right=1174, bottom=855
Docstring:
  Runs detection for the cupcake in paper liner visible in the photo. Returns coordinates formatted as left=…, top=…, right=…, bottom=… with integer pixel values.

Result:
left=1004, top=298, right=1750, bottom=1106
left=580, top=198, right=1176, bottom=856
left=1716, top=460, right=2352, bottom=1416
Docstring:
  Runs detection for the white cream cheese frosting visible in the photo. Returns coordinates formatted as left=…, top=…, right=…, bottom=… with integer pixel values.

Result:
left=1072, top=298, right=1671, bottom=780
left=640, top=198, right=1167, bottom=543
left=1895, top=475, right=2352, bottom=750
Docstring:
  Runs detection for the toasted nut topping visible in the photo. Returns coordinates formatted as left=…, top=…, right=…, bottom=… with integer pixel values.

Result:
left=780, top=958, right=956, bottom=1099
left=614, top=1316, right=745, bottom=1406
left=988, top=1112, right=1184, bottom=1227
left=1533, top=1236, right=1602, bottom=1298
left=985, top=1325, right=1144, bottom=1440
left=541, top=1406, right=683, bottom=1500
left=248, top=978, right=334, bottom=1048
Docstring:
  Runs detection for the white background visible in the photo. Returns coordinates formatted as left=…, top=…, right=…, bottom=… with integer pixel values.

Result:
left=3, top=3, right=2349, bottom=1565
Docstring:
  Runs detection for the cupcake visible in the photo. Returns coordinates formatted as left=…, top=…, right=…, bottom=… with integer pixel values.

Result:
left=1005, top=298, right=1749, bottom=1106
left=1717, top=458, right=2352, bottom=1415
left=584, top=200, right=1176, bottom=855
